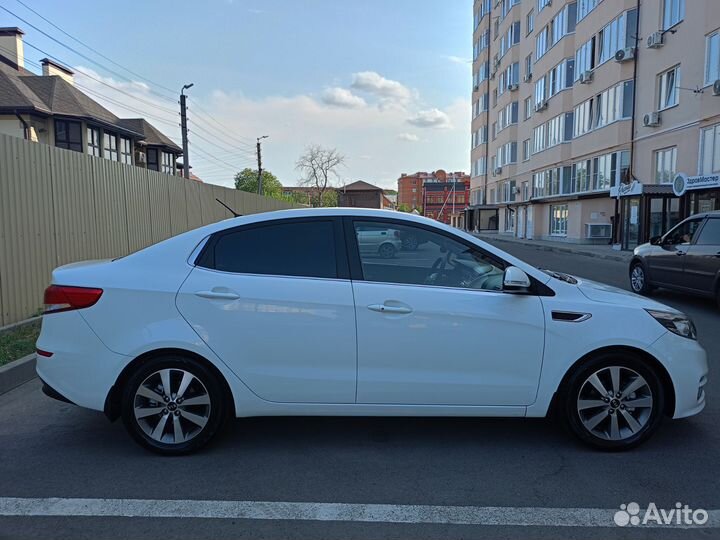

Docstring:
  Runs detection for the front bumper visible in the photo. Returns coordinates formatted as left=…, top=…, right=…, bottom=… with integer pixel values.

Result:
left=649, top=331, right=709, bottom=419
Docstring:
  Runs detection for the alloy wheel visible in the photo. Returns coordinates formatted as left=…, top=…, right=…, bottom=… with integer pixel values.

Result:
left=133, top=368, right=211, bottom=445
left=576, top=366, right=653, bottom=441
left=630, top=265, right=645, bottom=293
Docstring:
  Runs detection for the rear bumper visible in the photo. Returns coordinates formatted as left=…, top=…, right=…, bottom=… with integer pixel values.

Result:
left=40, top=379, right=74, bottom=404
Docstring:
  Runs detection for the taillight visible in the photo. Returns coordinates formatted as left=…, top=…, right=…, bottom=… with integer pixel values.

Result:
left=43, top=285, right=103, bottom=314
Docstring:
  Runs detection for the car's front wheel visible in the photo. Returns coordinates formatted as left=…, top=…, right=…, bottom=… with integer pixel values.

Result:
left=121, top=355, right=228, bottom=455
left=562, top=353, right=665, bottom=451
left=629, top=262, right=653, bottom=295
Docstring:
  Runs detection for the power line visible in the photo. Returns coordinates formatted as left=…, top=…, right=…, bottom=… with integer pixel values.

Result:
left=188, top=121, right=257, bottom=157
left=11, top=0, right=179, bottom=98
left=189, top=100, right=257, bottom=145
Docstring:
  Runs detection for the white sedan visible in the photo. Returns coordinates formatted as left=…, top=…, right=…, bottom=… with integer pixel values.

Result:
left=36, top=208, right=708, bottom=454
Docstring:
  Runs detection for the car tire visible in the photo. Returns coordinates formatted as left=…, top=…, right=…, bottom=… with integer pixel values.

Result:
left=121, top=354, right=228, bottom=455
left=378, top=243, right=396, bottom=259
left=629, top=262, right=653, bottom=295
left=561, top=352, right=665, bottom=451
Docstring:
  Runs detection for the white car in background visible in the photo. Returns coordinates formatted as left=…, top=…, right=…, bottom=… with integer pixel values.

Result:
left=36, top=208, right=707, bottom=454
left=356, top=225, right=403, bottom=258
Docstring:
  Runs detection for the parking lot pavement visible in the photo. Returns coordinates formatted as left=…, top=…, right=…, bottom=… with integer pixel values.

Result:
left=0, top=244, right=718, bottom=540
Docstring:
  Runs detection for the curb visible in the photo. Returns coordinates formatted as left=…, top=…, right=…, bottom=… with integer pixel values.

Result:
left=0, top=316, right=41, bottom=337
left=474, top=235, right=632, bottom=263
left=0, top=354, right=37, bottom=396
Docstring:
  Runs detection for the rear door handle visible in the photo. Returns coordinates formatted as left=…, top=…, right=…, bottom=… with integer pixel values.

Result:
left=195, top=290, right=240, bottom=300
left=676, top=251, right=686, bottom=256
left=367, top=303, right=412, bottom=314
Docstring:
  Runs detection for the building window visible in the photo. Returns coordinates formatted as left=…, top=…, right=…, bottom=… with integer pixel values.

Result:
left=593, top=153, right=616, bottom=190
left=161, top=152, right=175, bottom=174
left=535, top=75, right=546, bottom=106
left=147, top=148, right=159, bottom=171
left=654, top=147, right=677, bottom=184
left=597, top=11, right=631, bottom=65
left=103, top=131, right=118, bottom=161
left=525, top=54, right=533, bottom=80
left=536, top=26, right=549, bottom=60
left=700, top=124, right=720, bottom=175
left=550, top=204, right=569, bottom=236
left=523, top=138, right=531, bottom=161
left=658, top=66, right=680, bottom=110
left=522, top=181, right=529, bottom=201
left=575, top=37, right=596, bottom=80
left=119, top=137, right=132, bottom=165
left=473, top=157, right=487, bottom=177
left=526, top=9, right=534, bottom=35
left=663, top=0, right=684, bottom=31
left=87, top=127, right=101, bottom=157
left=705, top=31, right=720, bottom=86
left=54, top=119, right=82, bottom=152
left=572, top=159, right=592, bottom=193
left=533, top=123, right=546, bottom=154
left=577, top=0, right=602, bottom=22
left=538, top=0, right=551, bottom=13
left=524, top=96, right=533, bottom=120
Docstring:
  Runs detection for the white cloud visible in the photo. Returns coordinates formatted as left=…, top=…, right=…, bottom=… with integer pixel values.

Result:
left=351, top=71, right=412, bottom=104
left=446, top=55, right=471, bottom=65
left=407, top=108, right=452, bottom=129
left=71, top=67, right=469, bottom=190
left=397, top=132, right=420, bottom=142
left=320, top=87, right=366, bottom=109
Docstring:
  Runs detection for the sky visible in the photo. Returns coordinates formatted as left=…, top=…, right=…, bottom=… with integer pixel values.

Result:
left=3, top=0, right=473, bottom=189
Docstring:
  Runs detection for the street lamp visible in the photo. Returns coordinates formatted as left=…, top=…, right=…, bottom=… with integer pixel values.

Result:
left=180, top=83, right=194, bottom=179
left=256, top=135, right=269, bottom=195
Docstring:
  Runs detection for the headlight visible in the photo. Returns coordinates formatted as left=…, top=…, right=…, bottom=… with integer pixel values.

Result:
left=645, top=309, right=697, bottom=340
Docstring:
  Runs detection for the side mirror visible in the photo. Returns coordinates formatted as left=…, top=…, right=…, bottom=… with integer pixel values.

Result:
left=503, top=266, right=531, bottom=292
left=649, top=236, right=661, bottom=245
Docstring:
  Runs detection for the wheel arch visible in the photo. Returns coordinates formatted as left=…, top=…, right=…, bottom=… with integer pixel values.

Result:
left=549, top=345, right=675, bottom=417
left=104, top=347, right=236, bottom=421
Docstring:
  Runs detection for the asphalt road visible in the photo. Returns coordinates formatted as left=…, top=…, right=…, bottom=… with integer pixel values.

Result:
left=0, top=242, right=718, bottom=540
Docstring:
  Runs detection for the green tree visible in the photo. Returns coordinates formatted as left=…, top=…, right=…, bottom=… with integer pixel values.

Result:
left=234, top=168, right=284, bottom=199
left=396, top=203, right=411, bottom=213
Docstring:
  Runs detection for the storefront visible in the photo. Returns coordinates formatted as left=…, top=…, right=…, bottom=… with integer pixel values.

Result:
left=613, top=173, right=720, bottom=249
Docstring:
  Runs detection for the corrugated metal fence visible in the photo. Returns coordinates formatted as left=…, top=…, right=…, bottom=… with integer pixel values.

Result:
left=0, top=133, right=296, bottom=326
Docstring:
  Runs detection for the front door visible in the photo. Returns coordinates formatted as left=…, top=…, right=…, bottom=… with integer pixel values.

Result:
left=683, top=218, right=720, bottom=294
left=646, top=217, right=704, bottom=287
left=347, top=218, right=546, bottom=406
left=176, top=218, right=357, bottom=403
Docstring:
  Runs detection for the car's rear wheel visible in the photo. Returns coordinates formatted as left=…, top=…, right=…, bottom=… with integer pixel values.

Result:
left=629, top=262, right=653, bottom=295
left=378, top=243, right=396, bottom=259
left=121, top=355, right=227, bottom=455
left=562, top=353, right=664, bottom=451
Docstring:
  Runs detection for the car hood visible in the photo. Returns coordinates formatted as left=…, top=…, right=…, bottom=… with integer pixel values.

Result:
left=573, top=276, right=681, bottom=313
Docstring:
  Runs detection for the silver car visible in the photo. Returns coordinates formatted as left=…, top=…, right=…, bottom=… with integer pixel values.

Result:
left=356, top=225, right=403, bottom=258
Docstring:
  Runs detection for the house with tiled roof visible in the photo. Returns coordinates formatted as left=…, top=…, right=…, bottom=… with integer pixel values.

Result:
left=0, top=27, right=181, bottom=174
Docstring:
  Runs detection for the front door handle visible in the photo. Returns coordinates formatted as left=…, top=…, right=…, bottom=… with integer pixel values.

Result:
left=676, top=251, right=686, bottom=256
left=367, top=303, right=412, bottom=314
left=195, top=290, right=240, bottom=300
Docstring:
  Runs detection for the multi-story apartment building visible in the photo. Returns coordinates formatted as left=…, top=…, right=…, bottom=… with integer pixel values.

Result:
left=467, top=0, right=720, bottom=249
left=398, top=170, right=468, bottom=210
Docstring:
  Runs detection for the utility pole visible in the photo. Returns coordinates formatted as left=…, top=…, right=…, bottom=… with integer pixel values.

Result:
left=180, top=83, right=194, bottom=179
left=256, top=135, right=269, bottom=195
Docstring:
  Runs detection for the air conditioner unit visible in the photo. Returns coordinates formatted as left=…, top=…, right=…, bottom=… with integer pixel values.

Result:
left=508, top=82, right=519, bottom=91
left=136, top=151, right=146, bottom=164
left=494, top=167, right=503, bottom=175
left=579, top=70, right=593, bottom=84
left=643, top=111, right=661, bottom=127
left=614, top=47, right=636, bottom=63
left=713, top=79, right=720, bottom=96
left=586, top=223, right=612, bottom=239
left=646, top=31, right=664, bottom=49
left=534, top=100, right=548, bottom=112
left=523, top=73, right=533, bottom=82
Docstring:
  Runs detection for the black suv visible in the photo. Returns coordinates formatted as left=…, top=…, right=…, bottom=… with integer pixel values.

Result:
left=629, top=211, right=720, bottom=308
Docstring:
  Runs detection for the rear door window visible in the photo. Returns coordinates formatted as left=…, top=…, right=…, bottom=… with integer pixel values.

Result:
left=205, top=220, right=338, bottom=278
left=696, top=219, right=720, bottom=246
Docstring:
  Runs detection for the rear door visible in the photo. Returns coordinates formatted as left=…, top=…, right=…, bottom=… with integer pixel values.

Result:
left=683, top=218, right=720, bottom=294
left=176, top=217, right=357, bottom=403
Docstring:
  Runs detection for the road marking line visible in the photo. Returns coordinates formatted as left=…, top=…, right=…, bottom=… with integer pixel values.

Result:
left=0, top=498, right=718, bottom=528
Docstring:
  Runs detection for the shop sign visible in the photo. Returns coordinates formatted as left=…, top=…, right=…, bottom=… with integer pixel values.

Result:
left=611, top=180, right=643, bottom=198
left=672, top=173, right=720, bottom=197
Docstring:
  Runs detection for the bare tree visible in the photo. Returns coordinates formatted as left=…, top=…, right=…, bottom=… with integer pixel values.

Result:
left=295, top=145, right=346, bottom=207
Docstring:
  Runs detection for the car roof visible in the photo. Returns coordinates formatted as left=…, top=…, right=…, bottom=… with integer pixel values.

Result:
left=688, top=210, right=720, bottom=219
